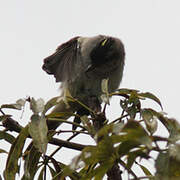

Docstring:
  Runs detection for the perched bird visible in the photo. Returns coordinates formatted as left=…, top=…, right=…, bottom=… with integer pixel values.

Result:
left=42, top=35, right=125, bottom=130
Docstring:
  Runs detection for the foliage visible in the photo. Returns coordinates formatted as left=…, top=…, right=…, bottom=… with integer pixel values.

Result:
left=0, top=85, right=180, bottom=180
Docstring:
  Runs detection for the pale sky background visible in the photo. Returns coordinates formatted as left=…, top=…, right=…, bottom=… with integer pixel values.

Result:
left=0, top=0, right=180, bottom=179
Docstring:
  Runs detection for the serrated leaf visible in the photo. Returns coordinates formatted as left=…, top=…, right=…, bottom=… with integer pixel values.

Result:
left=138, top=92, right=163, bottom=109
left=29, top=114, right=48, bottom=154
left=4, top=125, right=29, bottom=180
left=0, top=131, right=15, bottom=144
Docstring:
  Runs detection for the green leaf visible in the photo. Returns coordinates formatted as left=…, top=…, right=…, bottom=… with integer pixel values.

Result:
left=46, top=111, right=76, bottom=118
left=4, top=125, right=29, bottom=180
left=81, top=146, right=99, bottom=165
left=1, top=98, right=26, bottom=111
left=1, top=104, right=22, bottom=110
left=48, top=165, right=56, bottom=179
left=38, top=167, right=44, bottom=180
left=0, top=149, right=8, bottom=154
left=155, top=150, right=180, bottom=180
left=0, top=131, right=15, bottom=144
left=29, top=114, right=48, bottom=154
left=94, top=163, right=110, bottom=180
left=142, top=109, right=158, bottom=134
left=0, top=114, right=12, bottom=122
left=16, top=98, right=26, bottom=107
left=169, top=144, right=180, bottom=162
left=100, top=94, right=110, bottom=105
left=22, top=145, right=41, bottom=180
left=80, top=115, right=94, bottom=134
left=101, top=79, right=110, bottom=104
left=101, top=79, right=109, bottom=94
left=122, top=121, right=152, bottom=149
left=43, top=96, right=61, bottom=114
left=127, top=150, right=149, bottom=169
left=67, top=96, right=94, bottom=113
left=166, top=118, right=180, bottom=143
left=118, top=140, right=140, bottom=157
left=81, top=162, right=111, bottom=180
left=146, top=109, right=180, bottom=142
left=96, top=136, right=116, bottom=163
left=138, top=163, right=152, bottom=176
left=138, top=92, right=163, bottom=109
left=97, top=124, right=113, bottom=139
left=60, top=164, right=79, bottom=180
left=113, top=88, right=139, bottom=95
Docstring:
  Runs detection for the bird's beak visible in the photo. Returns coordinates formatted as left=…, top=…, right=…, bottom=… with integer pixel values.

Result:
left=101, top=38, right=108, bottom=46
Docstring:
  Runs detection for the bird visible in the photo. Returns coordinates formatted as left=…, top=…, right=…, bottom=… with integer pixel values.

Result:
left=42, top=35, right=125, bottom=130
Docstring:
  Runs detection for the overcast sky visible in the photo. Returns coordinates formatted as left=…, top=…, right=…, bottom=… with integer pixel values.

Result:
left=1, top=0, right=180, bottom=179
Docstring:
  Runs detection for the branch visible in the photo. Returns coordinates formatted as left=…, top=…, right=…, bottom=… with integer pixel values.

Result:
left=2, top=117, right=88, bottom=151
left=49, top=138, right=88, bottom=151
left=107, top=163, right=122, bottom=180
left=2, top=117, right=23, bottom=133
left=91, top=111, right=123, bottom=180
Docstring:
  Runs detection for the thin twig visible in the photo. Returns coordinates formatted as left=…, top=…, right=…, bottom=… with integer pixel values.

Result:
left=50, top=132, right=81, bottom=157
left=130, top=175, right=154, bottom=180
left=110, top=113, right=129, bottom=124
left=0, top=108, right=5, bottom=115
left=57, top=130, right=89, bottom=135
left=1, top=116, right=89, bottom=151
left=49, top=137, right=88, bottom=151
left=118, top=159, right=138, bottom=179
left=48, top=117, right=86, bottom=130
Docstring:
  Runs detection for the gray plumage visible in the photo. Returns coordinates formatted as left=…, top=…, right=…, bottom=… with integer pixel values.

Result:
left=42, top=35, right=125, bottom=129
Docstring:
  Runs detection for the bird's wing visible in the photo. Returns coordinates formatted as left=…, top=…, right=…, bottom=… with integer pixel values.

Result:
left=42, top=36, right=80, bottom=82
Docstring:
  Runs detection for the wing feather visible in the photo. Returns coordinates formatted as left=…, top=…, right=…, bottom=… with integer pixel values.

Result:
left=42, top=36, right=80, bottom=82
